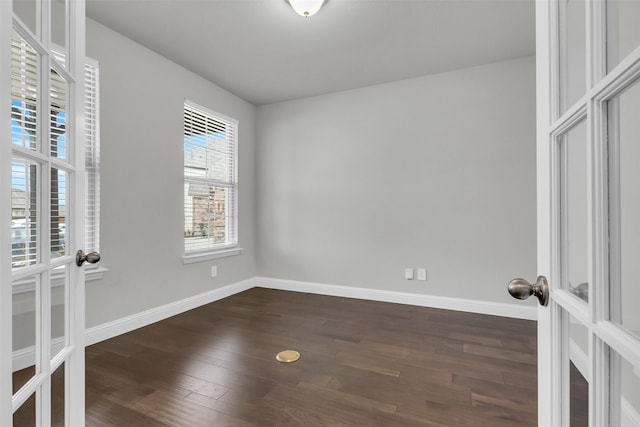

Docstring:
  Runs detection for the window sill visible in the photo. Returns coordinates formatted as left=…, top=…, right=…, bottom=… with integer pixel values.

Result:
left=182, top=247, right=243, bottom=264
left=86, top=265, right=108, bottom=282
left=12, top=265, right=108, bottom=294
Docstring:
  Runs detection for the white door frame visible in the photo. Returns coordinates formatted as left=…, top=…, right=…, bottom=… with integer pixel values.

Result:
left=1, top=1, right=87, bottom=425
left=0, top=0, right=16, bottom=423
left=535, top=2, right=554, bottom=424
left=68, top=1, right=88, bottom=425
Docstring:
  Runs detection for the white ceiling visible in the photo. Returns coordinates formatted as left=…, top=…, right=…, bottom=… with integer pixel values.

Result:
left=86, top=0, right=535, bottom=105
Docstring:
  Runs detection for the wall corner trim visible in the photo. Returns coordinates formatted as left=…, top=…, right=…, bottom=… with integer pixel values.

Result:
left=253, top=277, right=537, bottom=321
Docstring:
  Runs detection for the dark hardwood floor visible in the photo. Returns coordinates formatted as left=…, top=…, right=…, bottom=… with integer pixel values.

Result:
left=14, top=287, right=545, bottom=426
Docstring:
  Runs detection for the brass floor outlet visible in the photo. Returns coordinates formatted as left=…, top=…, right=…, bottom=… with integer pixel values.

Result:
left=276, top=350, right=300, bottom=363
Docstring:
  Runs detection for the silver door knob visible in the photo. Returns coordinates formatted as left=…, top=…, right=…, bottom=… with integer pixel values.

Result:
left=508, top=275, right=549, bottom=306
left=76, top=250, right=101, bottom=267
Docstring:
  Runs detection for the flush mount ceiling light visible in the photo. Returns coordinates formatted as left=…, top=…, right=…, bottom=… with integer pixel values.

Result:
left=288, top=0, right=325, bottom=17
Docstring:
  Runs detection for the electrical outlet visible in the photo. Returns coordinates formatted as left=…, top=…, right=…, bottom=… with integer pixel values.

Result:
left=211, top=265, right=218, bottom=277
left=417, top=268, right=427, bottom=281
left=404, top=268, right=414, bottom=280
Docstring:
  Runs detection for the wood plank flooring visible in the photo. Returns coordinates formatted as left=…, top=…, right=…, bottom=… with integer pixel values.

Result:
left=14, top=287, right=546, bottom=426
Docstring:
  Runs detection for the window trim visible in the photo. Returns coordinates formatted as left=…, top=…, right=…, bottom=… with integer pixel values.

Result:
left=181, top=247, right=243, bottom=265
left=182, top=99, right=239, bottom=262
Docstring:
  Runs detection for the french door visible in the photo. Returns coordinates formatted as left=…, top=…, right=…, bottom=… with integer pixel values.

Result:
left=535, top=0, right=640, bottom=425
left=1, top=0, right=87, bottom=425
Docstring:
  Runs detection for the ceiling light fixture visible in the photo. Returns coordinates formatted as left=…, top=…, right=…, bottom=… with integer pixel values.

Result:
left=288, top=0, right=325, bottom=17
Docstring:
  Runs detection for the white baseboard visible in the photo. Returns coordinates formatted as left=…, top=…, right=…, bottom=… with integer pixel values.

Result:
left=253, top=277, right=537, bottom=321
left=12, top=347, right=33, bottom=372
left=12, top=278, right=254, bottom=372
left=85, top=278, right=255, bottom=346
left=13, top=276, right=536, bottom=372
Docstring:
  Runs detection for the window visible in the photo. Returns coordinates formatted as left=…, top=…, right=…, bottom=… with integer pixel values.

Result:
left=10, top=32, right=100, bottom=269
left=183, top=100, right=238, bottom=259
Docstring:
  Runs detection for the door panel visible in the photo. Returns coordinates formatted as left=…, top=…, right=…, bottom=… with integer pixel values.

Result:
left=535, top=0, right=640, bottom=425
left=2, top=0, right=87, bottom=425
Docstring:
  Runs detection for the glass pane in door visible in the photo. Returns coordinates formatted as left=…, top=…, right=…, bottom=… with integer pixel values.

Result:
left=12, top=276, right=38, bottom=393
left=607, top=0, right=640, bottom=71
left=51, top=0, right=67, bottom=56
left=610, top=78, right=640, bottom=339
left=608, top=347, right=640, bottom=426
left=570, top=361, right=589, bottom=427
left=11, top=0, right=37, bottom=40
left=568, top=312, right=589, bottom=427
left=51, top=265, right=67, bottom=359
left=11, top=32, right=39, bottom=152
left=569, top=314, right=589, bottom=361
left=51, top=168, right=68, bottom=258
left=560, top=119, right=589, bottom=302
left=50, top=68, right=67, bottom=160
left=51, top=362, right=65, bottom=425
left=12, top=159, right=38, bottom=269
left=13, top=393, right=36, bottom=427
left=560, top=0, right=587, bottom=113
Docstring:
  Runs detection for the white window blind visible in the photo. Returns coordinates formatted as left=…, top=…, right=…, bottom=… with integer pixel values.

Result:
left=49, top=49, right=101, bottom=254
left=183, top=100, right=238, bottom=254
left=83, top=59, right=100, bottom=253
left=10, top=31, right=100, bottom=268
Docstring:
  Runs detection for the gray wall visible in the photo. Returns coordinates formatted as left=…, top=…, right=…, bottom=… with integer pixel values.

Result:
left=11, top=11, right=539, bottom=345
left=255, top=56, right=537, bottom=304
left=83, top=19, right=257, bottom=328
left=11, top=19, right=537, bottom=345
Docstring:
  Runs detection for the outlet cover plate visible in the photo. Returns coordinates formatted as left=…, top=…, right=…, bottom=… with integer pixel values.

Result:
left=404, top=268, right=414, bottom=280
